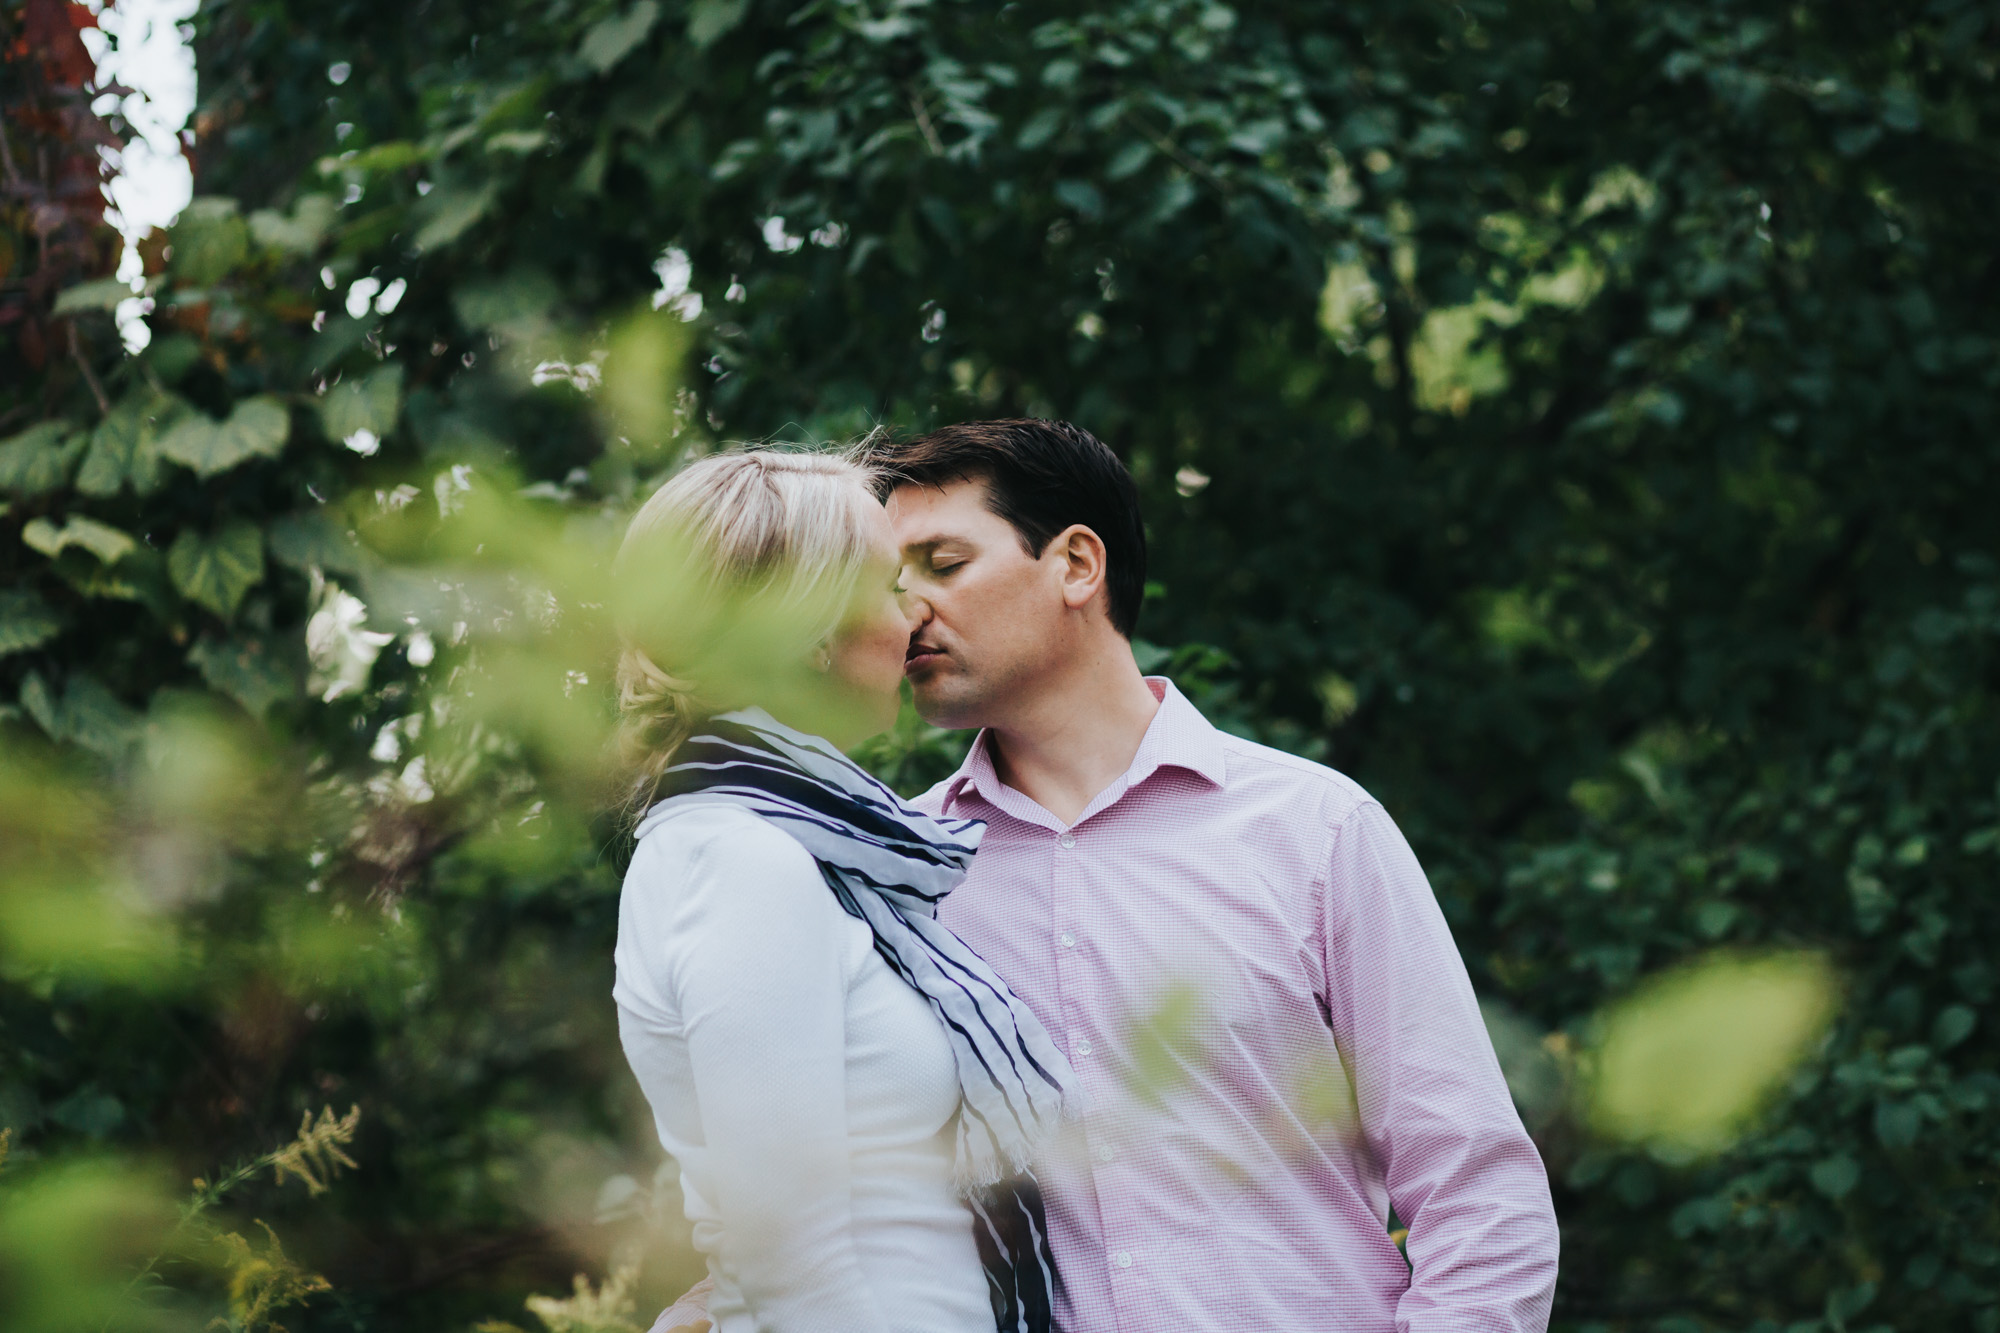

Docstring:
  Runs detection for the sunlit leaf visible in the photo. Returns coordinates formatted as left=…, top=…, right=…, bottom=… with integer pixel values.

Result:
left=169, top=523, right=266, bottom=618
left=22, top=515, right=138, bottom=565
left=0, top=423, right=84, bottom=496
left=319, top=364, right=405, bottom=445
left=247, top=192, right=338, bottom=254
left=413, top=180, right=499, bottom=252
left=76, top=398, right=165, bottom=497
left=51, top=277, right=134, bottom=314
left=157, top=396, right=292, bottom=476
left=1590, top=951, right=1838, bottom=1156
left=0, top=1158, right=179, bottom=1333
left=580, top=0, right=661, bottom=72
left=686, top=0, right=745, bottom=47
left=170, top=196, right=251, bottom=285
left=600, top=307, right=691, bottom=457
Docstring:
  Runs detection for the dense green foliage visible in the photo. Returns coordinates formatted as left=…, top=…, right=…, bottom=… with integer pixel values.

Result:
left=4, top=0, right=1998, bottom=1328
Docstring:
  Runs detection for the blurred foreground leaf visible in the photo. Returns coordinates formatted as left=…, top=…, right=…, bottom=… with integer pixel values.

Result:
left=1590, top=951, right=1838, bottom=1157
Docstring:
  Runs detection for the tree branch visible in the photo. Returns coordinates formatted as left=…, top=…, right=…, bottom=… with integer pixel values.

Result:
left=68, top=321, right=113, bottom=416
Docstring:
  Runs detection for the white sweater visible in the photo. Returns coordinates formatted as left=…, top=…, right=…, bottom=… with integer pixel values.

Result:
left=613, top=804, right=992, bottom=1333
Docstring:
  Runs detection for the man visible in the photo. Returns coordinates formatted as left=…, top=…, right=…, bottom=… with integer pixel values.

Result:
left=657, top=419, right=1557, bottom=1331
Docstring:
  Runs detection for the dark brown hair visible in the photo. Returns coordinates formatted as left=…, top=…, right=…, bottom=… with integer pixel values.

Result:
left=866, top=419, right=1147, bottom=636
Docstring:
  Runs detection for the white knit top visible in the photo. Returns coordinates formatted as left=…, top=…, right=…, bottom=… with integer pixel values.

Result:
left=613, top=804, right=993, bottom=1333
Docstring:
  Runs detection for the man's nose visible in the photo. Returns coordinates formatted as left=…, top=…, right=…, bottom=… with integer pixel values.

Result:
left=895, top=567, right=931, bottom=621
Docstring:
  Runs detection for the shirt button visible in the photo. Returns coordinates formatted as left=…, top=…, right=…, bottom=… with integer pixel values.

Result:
left=1075, top=1038, right=1093, bottom=1056
left=1059, top=931, right=1076, bottom=949
left=1114, top=1251, right=1132, bottom=1268
left=1058, top=832, right=1076, bottom=849
left=1097, top=1144, right=1116, bottom=1163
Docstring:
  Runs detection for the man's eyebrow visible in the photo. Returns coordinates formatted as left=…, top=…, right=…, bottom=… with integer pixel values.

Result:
left=899, top=534, right=971, bottom=555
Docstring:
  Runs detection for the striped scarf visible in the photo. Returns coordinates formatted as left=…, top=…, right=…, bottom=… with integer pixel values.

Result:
left=640, top=707, right=1077, bottom=1333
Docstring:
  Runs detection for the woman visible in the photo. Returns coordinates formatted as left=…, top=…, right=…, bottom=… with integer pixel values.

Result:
left=610, top=449, right=1074, bottom=1333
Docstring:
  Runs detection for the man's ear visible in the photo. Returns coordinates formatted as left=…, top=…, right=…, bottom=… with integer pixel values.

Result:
left=1053, top=524, right=1109, bottom=614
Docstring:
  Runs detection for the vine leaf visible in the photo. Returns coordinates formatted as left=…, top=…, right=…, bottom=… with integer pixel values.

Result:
left=157, top=397, right=291, bottom=477
left=0, top=589, right=62, bottom=657
left=580, top=0, right=661, bottom=72
left=318, top=365, right=404, bottom=447
left=77, top=398, right=166, bottom=496
left=189, top=634, right=301, bottom=716
left=23, top=515, right=138, bottom=564
left=0, top=422, right=85, bottom=496
left=169, top=523, right=266, bottom=618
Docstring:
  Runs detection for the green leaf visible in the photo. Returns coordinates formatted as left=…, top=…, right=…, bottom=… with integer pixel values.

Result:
left=1589, top=951, right=1838, bottom=1156
left=0, top=589, right=61, bottom=657
left=188, top=634, right=300, bottom=715
left=169, top=523, right=266, bottom=618
left=269, top=509, right=366, bottom=576
left=170, top=197, right=251, bottom=286
left=22, top=671, right=144, bottom=757
left=22, top=515, right=138, bottom=565
left=413, top=181, right=499, bottom=252
left=0, top=423, right=85, bottom=496
left=156, top=397, right=292, bottom=477
left=318, top=365, right=405, bottom=446
left=1809, top=1155, right=1859, bottom=1199
left=686, top=0, right=746, bottom=48
left=52, top=277, right=137, bottom=314
left=247, top=193, right=338, bottom=254
left=77, top=399, right=166, bottom=497
left=452, top=268, right=560, bottom=331
left=1873, top=1098, right=1922, bottom=1150
left=61, top=674, right=144, bottom=759
left=1934, top=1004, right=1977, bottom=1050
left=19, top=669, right=61, bottom=738
left=580, top=0, right=661, bottom=72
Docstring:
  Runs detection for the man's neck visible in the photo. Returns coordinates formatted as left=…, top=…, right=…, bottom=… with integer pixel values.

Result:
left=986, top=642, right=1161, bottom=826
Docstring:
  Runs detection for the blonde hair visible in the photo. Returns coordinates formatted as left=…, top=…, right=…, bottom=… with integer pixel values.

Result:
left=613, top=447, right=882, bottom=814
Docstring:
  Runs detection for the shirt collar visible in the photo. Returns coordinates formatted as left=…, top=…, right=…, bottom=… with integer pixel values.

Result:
left=941, top=677, right=1227, bottom=823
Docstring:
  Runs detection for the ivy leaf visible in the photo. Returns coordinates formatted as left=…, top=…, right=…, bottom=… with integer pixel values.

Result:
left=157, top=397, right=292, bottom=477
left=688, top=0, right=752, bottom=45
left=269, top=509, right=366, bottom=576
left=452, top=268, right=559, bottom=331
left=52, top=277, right=137, bottom=314
left=247, top=193, right=338, bottom=254
left=687, top=0, right=747, bottom=45
left=169, top=523, right=266, bottom=618
left=318, top=365, right=405, bottom=447
left=189, top=634, right=301, bottom=716
left=413, top=181, right=499, bottom=252
left=77, top=398, right=166, bottom=497
left=1809, top=1155, right=1860, bottom=1199
left=22, top=515, right=139, bottom=565
left=581, top=0, right=661, bottom=70
left=170, top=197, right=251, bottom=286
left=62, top=674, right=145, bottom=759
left=0, top=589, right=61, bottom=657
left=0, top=422, right=85, bottom=496
left=21, top=670, right=143, bottom=757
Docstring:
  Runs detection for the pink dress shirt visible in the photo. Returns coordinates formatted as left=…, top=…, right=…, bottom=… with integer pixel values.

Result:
left=918, top=678, right=1558, bottom=1333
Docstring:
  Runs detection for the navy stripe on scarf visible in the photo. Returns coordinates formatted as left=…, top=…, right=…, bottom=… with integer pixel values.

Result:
left=638, top=708, right=1077, bottom=1333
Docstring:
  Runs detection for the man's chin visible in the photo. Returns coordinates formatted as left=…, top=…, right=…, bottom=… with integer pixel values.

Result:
left=907, top=674, right=985, bottom=732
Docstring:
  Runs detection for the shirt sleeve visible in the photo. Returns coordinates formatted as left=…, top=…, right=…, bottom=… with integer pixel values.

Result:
left=621, top=813, right=891, bottom=1333
left=1319, top=799, right=1560, bottom=1333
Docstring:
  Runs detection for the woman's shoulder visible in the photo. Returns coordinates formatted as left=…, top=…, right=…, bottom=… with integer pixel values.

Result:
left=624, top=802, right=827, bottom=914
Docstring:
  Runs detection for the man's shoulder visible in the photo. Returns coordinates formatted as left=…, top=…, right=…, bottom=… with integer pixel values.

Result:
left=1211, top=730, right=1374, bottom=826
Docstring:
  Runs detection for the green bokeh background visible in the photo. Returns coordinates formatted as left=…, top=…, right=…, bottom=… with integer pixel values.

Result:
left=3, top=1, right=1997, bottom=1329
